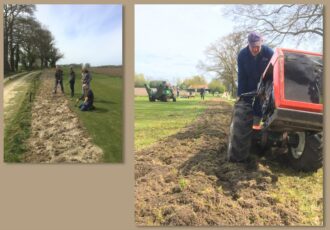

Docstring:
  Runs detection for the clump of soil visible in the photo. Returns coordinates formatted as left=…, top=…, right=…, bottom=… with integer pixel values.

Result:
left=135, top=99, right=301, bottom=226
left=23, top=71, right=103, bottom=163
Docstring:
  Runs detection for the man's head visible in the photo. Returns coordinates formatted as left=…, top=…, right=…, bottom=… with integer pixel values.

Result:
left=82, top=64, right=89, bottom=72
left=56, top=65, right=60, bottom=70
left=248, top=32, right=263, bottom=56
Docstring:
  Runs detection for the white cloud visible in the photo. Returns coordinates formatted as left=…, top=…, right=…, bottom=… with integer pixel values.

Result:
left=35, top=4, right=122, bottom=66
left=135, top=4, right=323, bottom=84
left=135, top=5, right=234, bottom=83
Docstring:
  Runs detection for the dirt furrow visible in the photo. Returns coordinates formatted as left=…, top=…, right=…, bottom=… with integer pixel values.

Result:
left=135, top=100, right=301, bottom=226
left=23, top=71, right=103, bottom=163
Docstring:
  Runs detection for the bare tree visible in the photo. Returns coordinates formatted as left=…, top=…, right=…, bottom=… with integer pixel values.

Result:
left=182, top=75, right=207, bottom=87
left=4, top=4, right=63, bottom=73
left=49, top=47, right=64, bottom=68
left=198, top=31, right=246, bottom=96
left=36, top=26, right=55, bottom=68
left=224, top=4, right=323, bottom=47
left=3, top=4, right=35, bottom=73
left=19, top=17, right=42, bottom=69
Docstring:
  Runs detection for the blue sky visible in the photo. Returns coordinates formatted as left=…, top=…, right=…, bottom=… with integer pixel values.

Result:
left=135, top=4, right=323, bottom=84
left=135, top=5, right=233, bottom=84
left=35, top=4, right=122, bottom=66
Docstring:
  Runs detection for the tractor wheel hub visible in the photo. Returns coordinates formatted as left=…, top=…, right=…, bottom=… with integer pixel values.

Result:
left=289, top=132, right=305, bottom=159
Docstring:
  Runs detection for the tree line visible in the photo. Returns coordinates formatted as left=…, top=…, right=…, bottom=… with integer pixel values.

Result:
left=4, top=4, right=63, bottom=74
left=199, top=4, right=323, bottom=97
left=135, top=73, right=225, bottom=95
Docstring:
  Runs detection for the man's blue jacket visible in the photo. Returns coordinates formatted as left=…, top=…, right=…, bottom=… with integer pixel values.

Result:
left=237, top=45, right=274, bottom=117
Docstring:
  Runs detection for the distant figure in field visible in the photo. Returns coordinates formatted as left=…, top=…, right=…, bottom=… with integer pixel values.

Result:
left=78, top=84, right=94, bottom=111
left=200, top=88, right=205, bottom=100
left=69, top=66, right=75, bottom=97
left=54, top=65, right=64, bottom=94
left=81, top=64, right=92, bottom=94
left=177, top=88, right=180, bottom=97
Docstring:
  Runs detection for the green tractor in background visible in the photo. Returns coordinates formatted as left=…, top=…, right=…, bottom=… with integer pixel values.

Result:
left=144, top=80, right=177, bottom=102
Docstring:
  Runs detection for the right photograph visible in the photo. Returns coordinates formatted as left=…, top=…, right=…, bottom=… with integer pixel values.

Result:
left=135, top=4, right=323, bottom=226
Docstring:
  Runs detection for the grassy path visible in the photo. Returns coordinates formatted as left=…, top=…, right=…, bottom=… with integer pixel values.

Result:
left=4, top=71, right=40, bottom=127
left=4, top=71, right=41, bottom=161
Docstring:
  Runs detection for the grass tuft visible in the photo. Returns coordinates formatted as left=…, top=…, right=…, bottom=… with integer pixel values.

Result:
left=270, top=167, right=323, bottom=225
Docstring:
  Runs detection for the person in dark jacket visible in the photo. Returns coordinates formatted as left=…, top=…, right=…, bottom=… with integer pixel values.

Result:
left=200, top=87, right=205, bottom=100
left=54, top=65, right=64, bottom=94
left=78, top=84, right=94, bottom=111
left=237, top=32, right=274, bottom=123
left=69, top=66, right=75, bottom=97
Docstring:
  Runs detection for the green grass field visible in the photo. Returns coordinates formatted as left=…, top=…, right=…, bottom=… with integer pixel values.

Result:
left=134, top=96, right=208, bottom=151
left=62, top=68, right=123, bottom=162
left=270, top=167, right=323, bottom=225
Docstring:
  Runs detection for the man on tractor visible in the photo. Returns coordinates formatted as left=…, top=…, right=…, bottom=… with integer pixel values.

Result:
left=237, top=32, right=274, bottom=127
left=228, top=32, right=274, bottom=162
left=228, top=33, right=323, bottom=171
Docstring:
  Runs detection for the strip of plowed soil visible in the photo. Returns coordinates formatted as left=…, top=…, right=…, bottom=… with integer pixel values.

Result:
left=135, top=99, right=302, bottom=226
left=23, top=71, right=103, bottom=163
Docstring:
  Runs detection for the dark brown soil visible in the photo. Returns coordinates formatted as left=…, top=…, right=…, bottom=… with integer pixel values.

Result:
left=135, top=99, right=301, bottom=226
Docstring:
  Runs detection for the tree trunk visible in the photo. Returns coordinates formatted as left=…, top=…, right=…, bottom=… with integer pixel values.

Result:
left=9, top=26, right=15, bottom=71
left=15, top=44, right=20, bottom=71
left=40, top=58, right=44, bottom=68
left=3, top=7, right=10, bottom=74
left=4, top=35, right=10, bottom=74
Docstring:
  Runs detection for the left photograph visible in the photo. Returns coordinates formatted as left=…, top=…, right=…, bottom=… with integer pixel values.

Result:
left=3, top=4, right=123, bottom=163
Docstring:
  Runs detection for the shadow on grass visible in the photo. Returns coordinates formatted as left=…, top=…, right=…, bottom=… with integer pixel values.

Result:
left=92, top=107, right=109, bottom=113
left=95, top=99, right=117, bottom=104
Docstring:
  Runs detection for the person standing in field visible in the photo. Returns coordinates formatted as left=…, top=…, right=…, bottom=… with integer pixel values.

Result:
left=200, top=87, right=205, bottom=100
left=81, top=64, right=92, bottom=94
left=237, top=32, right=274, bottom=126
left=54, top=65, right=64, bottom=94
left=69, top=66, right=75, bottom=97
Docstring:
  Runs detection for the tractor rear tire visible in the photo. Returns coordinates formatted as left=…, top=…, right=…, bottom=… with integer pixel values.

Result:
left=227, top=99, right=254, bottom=162
left=287, top=132, right=323, bottom=172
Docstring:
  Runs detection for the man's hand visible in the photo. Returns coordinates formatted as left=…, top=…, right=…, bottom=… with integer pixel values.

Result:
left=75, top=98, right=80, bottom=106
